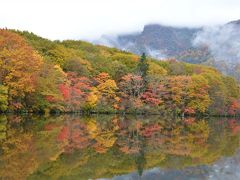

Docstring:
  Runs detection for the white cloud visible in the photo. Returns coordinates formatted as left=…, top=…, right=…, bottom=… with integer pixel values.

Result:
left=193, top=24, right=240, bottom=63
left=1, top=0, right=240, bottom=40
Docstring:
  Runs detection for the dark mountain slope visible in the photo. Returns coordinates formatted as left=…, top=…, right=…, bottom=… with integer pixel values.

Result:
left=117, top=24, right=201, bottom=58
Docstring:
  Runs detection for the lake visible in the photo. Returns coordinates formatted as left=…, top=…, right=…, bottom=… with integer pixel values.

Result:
left=0, top=115, right=240, bottom=180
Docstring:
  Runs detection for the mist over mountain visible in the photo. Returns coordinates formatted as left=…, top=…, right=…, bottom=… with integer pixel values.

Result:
left=194, top=21, right=240, bottom=61
left=193, top=20, right=240, bottom=78
left=95, top=24, right=201, bottom=59
left=119, top=25, right=200, bottom=58
left=95, top=19, right=240, bottom=80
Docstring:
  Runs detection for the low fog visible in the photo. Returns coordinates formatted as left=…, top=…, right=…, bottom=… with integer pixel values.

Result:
left=193, top=23, right=240, bottom=64
left=97, top=21, right=240, bottom=68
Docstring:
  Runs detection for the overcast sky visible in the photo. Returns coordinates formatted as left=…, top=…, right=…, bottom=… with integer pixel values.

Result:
left=1, top=0, right=240, bottom=40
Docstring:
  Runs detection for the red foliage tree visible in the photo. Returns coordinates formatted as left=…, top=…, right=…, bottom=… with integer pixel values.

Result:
left=59, top=72, right=92, bottom=111
left=228, top=99, right=240, bottom=116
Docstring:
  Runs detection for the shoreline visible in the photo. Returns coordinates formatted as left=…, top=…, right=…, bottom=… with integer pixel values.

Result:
left=0, top=111, right=239, bottom=118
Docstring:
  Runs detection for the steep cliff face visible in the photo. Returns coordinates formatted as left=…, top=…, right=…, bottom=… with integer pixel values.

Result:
left=97, top=19, right=240, bottom=61
left=117, top=24, right=201, bottom=58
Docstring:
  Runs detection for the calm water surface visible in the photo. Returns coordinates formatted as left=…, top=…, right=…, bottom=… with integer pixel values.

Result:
left=0, top=115, right=240, bottom=180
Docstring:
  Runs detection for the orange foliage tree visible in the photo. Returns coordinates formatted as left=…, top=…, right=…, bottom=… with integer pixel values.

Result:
left=0, top=30, right=43, bottom=110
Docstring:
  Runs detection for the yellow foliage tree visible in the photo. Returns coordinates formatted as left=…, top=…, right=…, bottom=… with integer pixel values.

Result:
left=95, top=73, right=119, bottom=110
left=0, top=30, right=43, bottom=110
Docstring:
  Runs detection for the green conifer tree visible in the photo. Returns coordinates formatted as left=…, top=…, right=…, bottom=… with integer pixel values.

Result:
left=137, top=53, right=149, bottom=89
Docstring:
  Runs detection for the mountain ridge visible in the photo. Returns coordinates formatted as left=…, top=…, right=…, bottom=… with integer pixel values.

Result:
left=96, top=19, right=240, bottom=80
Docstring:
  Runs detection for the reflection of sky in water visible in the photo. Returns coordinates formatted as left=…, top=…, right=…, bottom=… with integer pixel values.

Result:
left=100, top=150, right=240, bottom=180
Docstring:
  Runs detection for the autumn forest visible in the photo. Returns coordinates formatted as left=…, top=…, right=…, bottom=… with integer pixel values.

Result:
left=0, top=29, right=239, bottom=116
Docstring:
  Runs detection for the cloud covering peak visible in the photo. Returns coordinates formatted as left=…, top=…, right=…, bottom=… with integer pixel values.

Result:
left=1, top=0, right=240, bottom=40
left=193, top=24, right=240, bottom=64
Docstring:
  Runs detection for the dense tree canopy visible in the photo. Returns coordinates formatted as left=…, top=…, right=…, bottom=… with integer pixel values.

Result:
left=0, top=30, right=43, bottom=110
left=0, top=29, right=239, bottom=115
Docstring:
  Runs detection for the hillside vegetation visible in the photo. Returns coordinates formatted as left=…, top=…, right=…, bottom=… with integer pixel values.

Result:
left=0, top=29, right=239, bottom=116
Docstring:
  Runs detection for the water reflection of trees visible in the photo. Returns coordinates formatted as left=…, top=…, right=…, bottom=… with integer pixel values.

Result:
left=84, top=117, right=207, bottom=155
left=0, top=115, right=240, bottom=179
left=45, top=115, right=240, bottom=178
